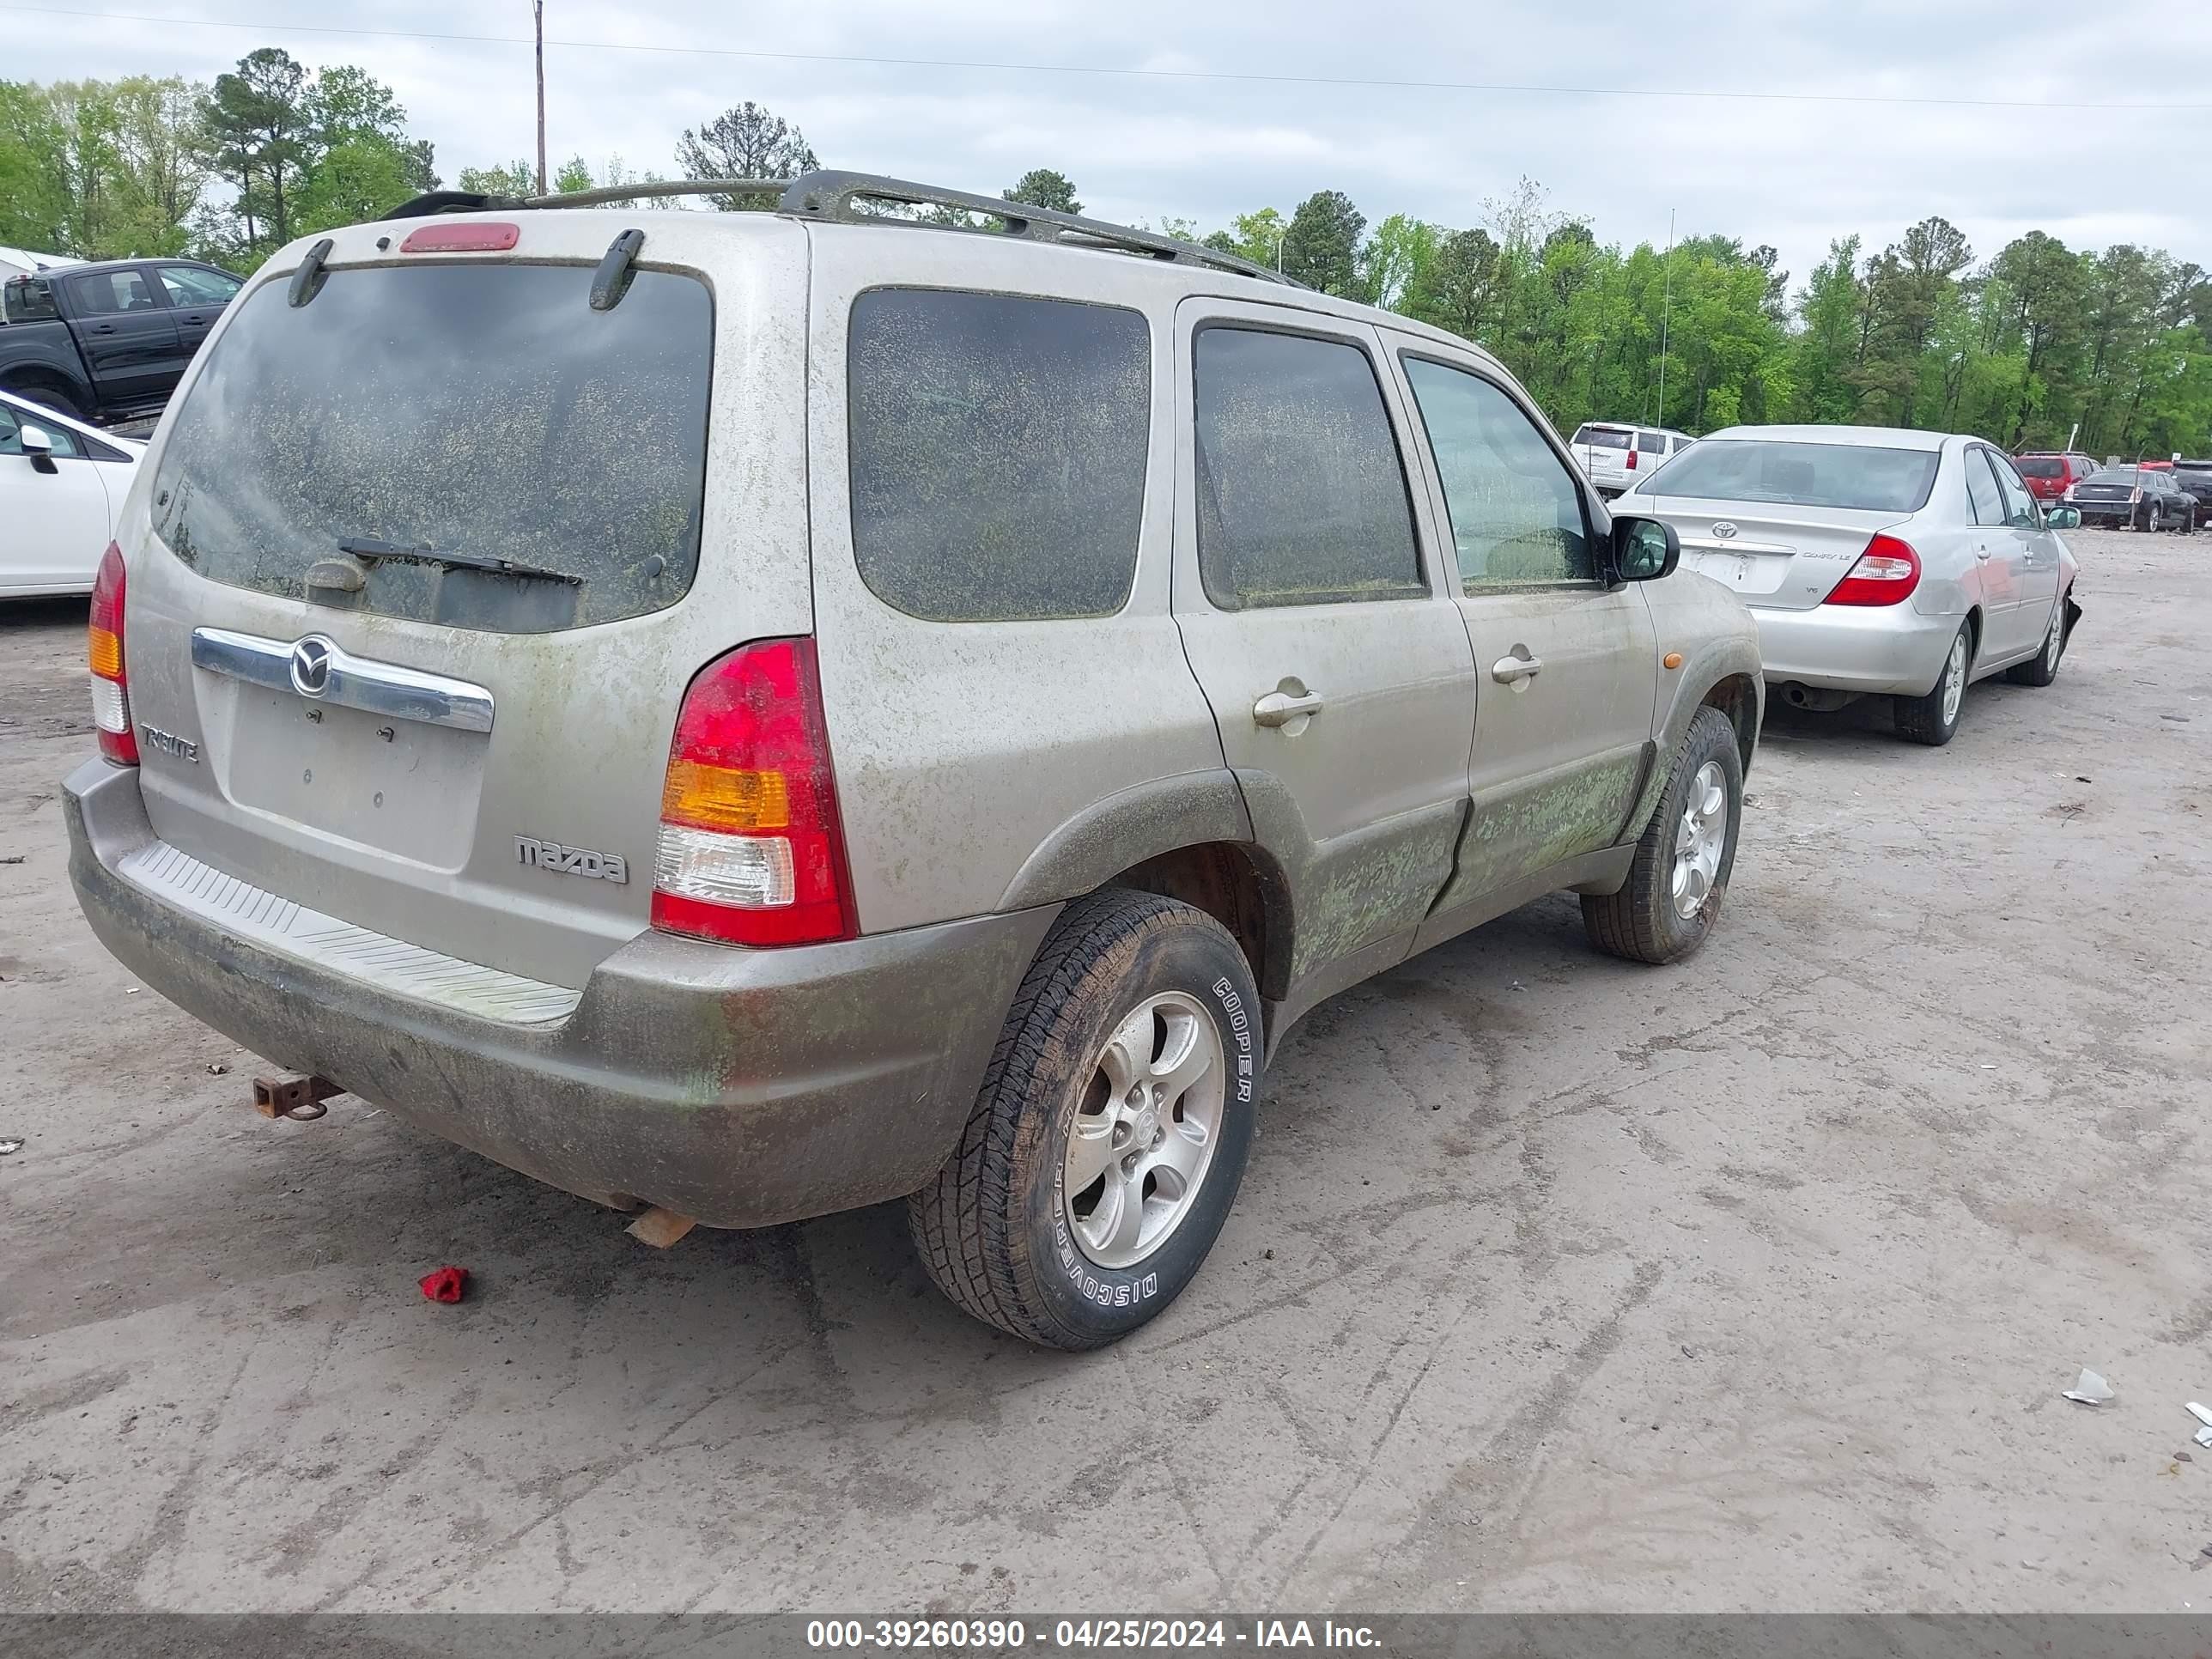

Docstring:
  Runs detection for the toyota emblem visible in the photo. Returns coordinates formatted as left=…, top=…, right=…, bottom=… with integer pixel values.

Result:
left=1711, top=520, right=1740, bottom=540
left=289, top=635, right=336, bottom=697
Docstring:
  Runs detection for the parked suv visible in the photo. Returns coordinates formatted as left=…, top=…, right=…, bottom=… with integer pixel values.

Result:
left=64, top=173, right=1761, bottom=1348
left=2011, top=452, right=2099, bottom=502
left=1568, top=422, right=1695, bottom=497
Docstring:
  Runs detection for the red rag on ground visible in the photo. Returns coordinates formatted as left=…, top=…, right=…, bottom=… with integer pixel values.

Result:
left=418, top=1266, right=469, bottom=1304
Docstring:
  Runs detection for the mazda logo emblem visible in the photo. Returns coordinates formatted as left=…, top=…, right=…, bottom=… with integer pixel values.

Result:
left=1711, top=520, right=1740, bottom=540
left=290, top=635, right=335, bottom=697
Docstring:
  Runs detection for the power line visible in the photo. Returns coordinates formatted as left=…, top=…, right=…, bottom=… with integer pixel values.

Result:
left=4, top=2, right=2209, bottom=113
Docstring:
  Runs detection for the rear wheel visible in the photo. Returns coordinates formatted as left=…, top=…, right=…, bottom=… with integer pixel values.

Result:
left=1896, top=623, right=1972, bottom=746
left=908, top=890, right=1261, bottom=1350
left=2006, top=592, right=2069, bottom=687
left=1582, top=705, right=1742, bottom=965
left=2144, top=501, right=2164, bottom=533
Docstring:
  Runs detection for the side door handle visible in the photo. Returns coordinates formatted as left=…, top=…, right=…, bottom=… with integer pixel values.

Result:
left=1491, top=653, right=1543, bottom=684
left=91, top=322, right=116, bottom=334
left=1253, top=689, right=1324, bottom=728
left=1974, top=546, right=1991, bottom=561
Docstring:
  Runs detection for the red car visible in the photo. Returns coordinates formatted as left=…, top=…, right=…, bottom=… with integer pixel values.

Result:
left=2013, top=452, right=2100, bottom=501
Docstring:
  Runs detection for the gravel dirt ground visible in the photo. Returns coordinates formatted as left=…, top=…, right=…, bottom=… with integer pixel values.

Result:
left=2, top=526, right=2209, bottom=1614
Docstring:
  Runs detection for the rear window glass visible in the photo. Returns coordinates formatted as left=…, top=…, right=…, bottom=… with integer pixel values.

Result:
left=1650, top=439, right=1941, bottom=513
left=2014, top=457, right=2063, bottom=477
left=848, top=289, right=1150, bottom=623
left=151, top=264, right=712, bottom=634
left=70, top=269, right=159, bottom=315
left=1194, top=326, right=1424, bottom=610
left=1572, top=425, right=1632, bottom=450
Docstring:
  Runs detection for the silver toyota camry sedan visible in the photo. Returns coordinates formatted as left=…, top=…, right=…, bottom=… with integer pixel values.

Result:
left=1619, top=425, right=2081, bottom=746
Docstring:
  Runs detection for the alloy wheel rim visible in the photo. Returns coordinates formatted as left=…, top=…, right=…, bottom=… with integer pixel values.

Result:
left=1942, top=635, right=1967, bottom=726
left=2045, top=609, right=2064, bottom=670
left=1062, top=991, right=1226, bottom=1270
left=1670, top=759, right=1729, bottom=921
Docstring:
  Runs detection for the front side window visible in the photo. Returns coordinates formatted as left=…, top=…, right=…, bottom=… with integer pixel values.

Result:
left=0, top=400, right=84, bottom=459
left=1401, top=356, right=1591, bottom=588
left=157, top=264, right=243, bottom=307
left=848, top=289, right=1150, bottom=623
left=70, top=270, right=160, bottom=315
left=1984, top=452, right=2039, bottom=526
left=1194, top=326, right=1423, bottom=610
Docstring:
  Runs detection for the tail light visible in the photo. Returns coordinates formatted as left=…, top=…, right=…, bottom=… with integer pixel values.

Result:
left=651, top=637, right=855, bottom=947
left=88, top=542, right=137, bottom=764
left=1824, top=534, right=1921, bottom=606
left=1626, top=448, right=1639, bottom=471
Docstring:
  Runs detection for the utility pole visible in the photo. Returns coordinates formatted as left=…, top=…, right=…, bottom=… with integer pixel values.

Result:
left=533, top=1, right=548, bottom=197
left=1655, top=208, right=1675, bottom=428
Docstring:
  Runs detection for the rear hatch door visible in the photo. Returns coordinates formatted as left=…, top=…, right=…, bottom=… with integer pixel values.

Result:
left=1569, top=422, right=1634, bottom=485
left=117, top=213, right=813, bottom=991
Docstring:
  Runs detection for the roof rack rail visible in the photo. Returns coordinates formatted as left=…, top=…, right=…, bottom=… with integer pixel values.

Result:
left=383, top=170, right=1303, bottom=288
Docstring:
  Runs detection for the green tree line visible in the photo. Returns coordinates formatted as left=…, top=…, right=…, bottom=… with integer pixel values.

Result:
left=5, top=70, right=2206, bottom=456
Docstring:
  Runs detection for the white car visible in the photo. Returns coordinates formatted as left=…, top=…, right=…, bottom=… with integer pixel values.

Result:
left=1569, top=421, right=1694, bottom=496
left=1619, top=424, right=2081, bottom=747
left=1, top=389, right=143, bottom=598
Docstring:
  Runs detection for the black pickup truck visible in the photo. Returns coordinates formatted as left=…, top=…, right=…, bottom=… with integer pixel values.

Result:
left=0, top=257, right=243, bottom=424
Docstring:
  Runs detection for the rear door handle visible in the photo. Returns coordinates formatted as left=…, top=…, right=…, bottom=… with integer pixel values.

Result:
left=1253, top=689, right=1324, bottom=727
left=1491, top=653, right=1543, bottom=684
left=1974, top=547, right=1991, bottom=561
left=91, top=323, right=116, bottom=334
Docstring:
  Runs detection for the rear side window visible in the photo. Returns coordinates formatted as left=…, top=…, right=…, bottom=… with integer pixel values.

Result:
left=847, top=289, right=1150, bottom=623
left=70, top=270, right=159, bottom=315
left=151, top=264, right=713, bottom=633
left=1672, top=434, right=1695, bottom=453
left=1637, top=431, right=1668, bottom=453
left=1194, top=326, right=1423, bottom=610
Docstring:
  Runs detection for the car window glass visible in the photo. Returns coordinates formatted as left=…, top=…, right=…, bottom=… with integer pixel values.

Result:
left=70, top=270, right=159, bottom=315
left=0, top=401, right=83, bottom=459
left=156, top=265, right=242, bottom=307
left=1401, top=355, right=1592, bottom=588
left=1638, top=431, right=1668, bottom=453
left=1985, top=452, right=2039, bottom=526
left=1193, top=326, right=1424, bottom=610
left=1964, top=450, right=2007, bottom=526
left=849, top=289, right=1150, bottom=623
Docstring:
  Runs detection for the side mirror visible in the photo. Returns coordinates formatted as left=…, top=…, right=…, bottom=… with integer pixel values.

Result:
left=1612, top=514, right=1680, bottom=582
left=2045, top=506, right=2081, bottom=530
left=18, top=423, right=58, bottom=474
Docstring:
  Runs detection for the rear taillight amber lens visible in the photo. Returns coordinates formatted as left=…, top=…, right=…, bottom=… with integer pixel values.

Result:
left=88, top=541, right=136, bottom=764
left=650, top=637, right=855, bottom=947
left=1823, top=533, right=1921, bottom=607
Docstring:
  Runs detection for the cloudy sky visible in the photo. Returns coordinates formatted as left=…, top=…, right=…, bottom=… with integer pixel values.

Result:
left=11, top=0, right=2210, bottom=290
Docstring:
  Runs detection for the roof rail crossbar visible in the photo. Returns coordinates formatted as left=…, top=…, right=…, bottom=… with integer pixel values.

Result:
left=383, top=171, right=1302, bottom=286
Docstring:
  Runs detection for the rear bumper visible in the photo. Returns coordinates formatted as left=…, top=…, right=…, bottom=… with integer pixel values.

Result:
left=2069, top=501, right=2134, bottom=526
left=1749, top=602, right=1961, bottom=697
left=64, top=758, right=1057, bottom=1229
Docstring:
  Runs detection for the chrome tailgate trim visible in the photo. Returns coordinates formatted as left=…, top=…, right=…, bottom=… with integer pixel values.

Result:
left=191, top=627, right=495, bottom=733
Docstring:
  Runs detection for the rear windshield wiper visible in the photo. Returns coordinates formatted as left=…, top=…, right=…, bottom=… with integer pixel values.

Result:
left=337, top=537, right=581, bottom=585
